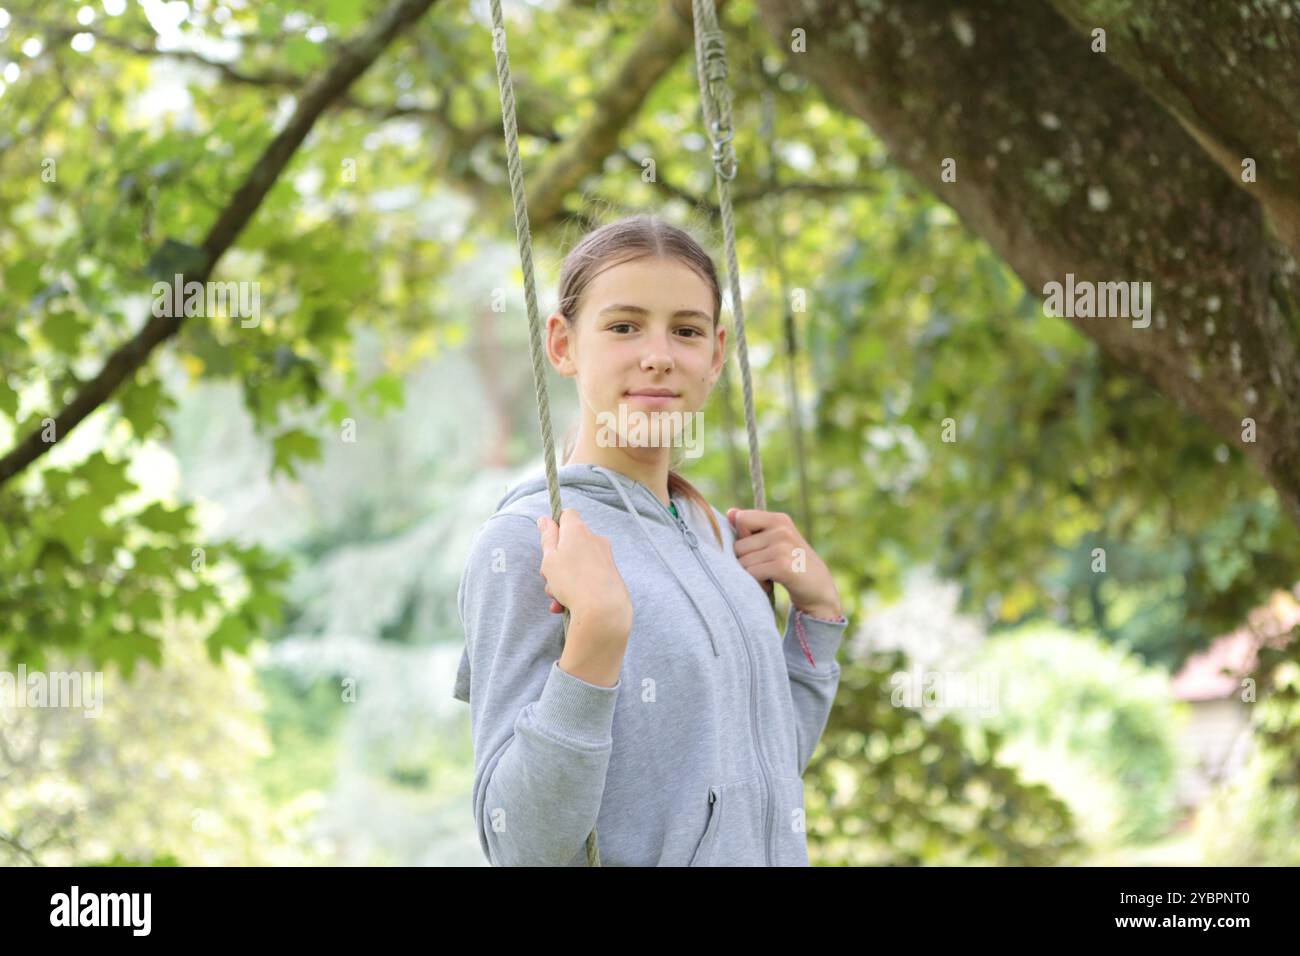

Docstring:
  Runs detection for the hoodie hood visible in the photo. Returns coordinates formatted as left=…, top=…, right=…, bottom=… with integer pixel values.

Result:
left=495, top=462, right=679, bottom=525
left=525, top=465, right=722, bottom=655
left=497, top=462, right=721, bottom=655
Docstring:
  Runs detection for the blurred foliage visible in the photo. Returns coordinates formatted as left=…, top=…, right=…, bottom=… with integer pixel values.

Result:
left=806, top=648, right=1083, bottom=865
left=0, top=612, right=326, bottom=866
left=85, top=852, right=183, bottom=866
left=1195, top=624, right=1300, bottom=864
left=961, top=625, right=1181, bottom=847
left=1254, top=625, right=1300, bottom=791
left=251, top=665, right=348, bottom=807
left=3, top=0, right=1296, bottom=674
left=0, top=443, right=292, bottom=672
left=706, top=218, right=1300, bottom=673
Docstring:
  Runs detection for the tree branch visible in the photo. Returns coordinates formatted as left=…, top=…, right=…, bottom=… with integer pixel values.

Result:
left=24, top=3, right=723, bottom=228
left=1047, top=0, right=1300, bottom=260
left=16, top=15, right=462, bottom=122
left=0, top=0, right=441, bottom=486
left=616, top=146, right=880, bottom=212
left=524, top=0, right=730, bottom=229
left=756, top=0, right=1300, bottom=528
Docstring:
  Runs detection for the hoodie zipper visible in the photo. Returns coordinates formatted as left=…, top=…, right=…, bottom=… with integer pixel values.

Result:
left=659, top=496, right=776, bottom=869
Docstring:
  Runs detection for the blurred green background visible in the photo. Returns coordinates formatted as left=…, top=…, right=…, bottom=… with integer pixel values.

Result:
left=1, top=0, right=1298, bottom=865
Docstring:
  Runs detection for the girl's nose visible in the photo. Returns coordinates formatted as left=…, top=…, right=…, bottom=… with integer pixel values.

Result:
left=640, top=335, right=674, bottom=370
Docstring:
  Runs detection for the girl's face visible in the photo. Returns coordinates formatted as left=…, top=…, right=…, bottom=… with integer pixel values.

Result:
left=549, top=255, right=726, bottom=455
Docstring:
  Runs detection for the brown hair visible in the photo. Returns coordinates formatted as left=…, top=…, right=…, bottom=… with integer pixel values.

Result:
left=555, top=213, right=725, bottom=549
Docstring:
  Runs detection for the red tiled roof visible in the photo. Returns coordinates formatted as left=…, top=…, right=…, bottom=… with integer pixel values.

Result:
left=1171, top=588, right=1300, bottom=702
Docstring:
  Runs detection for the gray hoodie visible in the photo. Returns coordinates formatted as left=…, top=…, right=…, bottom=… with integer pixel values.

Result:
left=453, top=462, right=848, bottom=866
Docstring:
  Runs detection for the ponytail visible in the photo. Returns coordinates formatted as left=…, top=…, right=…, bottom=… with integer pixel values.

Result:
left=667, top=469, right=724, bottom=549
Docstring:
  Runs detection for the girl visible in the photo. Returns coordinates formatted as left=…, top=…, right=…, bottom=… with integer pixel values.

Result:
left=453, top=214, right=848, bottom=866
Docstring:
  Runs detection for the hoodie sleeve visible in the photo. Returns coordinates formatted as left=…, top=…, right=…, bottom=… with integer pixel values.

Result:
left=706, top=503, right=847, bottom=777
left=456, top=512, right=621, bottom=867
left=782, top=606, right=848, bottom=776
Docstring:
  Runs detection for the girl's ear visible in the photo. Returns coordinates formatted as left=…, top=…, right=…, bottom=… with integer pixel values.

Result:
left=547, top=312, right=575, bottom=373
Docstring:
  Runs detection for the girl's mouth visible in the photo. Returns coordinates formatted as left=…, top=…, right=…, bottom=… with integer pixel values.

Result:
left=624, top=392, right=679, bottom=407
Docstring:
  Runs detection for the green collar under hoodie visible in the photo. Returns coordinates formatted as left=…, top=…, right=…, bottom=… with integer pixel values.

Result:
left=454, top=462, right=849, bottom=866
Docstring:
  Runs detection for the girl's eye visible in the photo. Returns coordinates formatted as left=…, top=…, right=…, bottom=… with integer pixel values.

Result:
left=608, top=323, right=704, bottom=337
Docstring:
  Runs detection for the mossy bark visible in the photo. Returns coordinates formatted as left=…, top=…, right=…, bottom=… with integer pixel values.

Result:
left=756, top=0, right=1300, bottom=527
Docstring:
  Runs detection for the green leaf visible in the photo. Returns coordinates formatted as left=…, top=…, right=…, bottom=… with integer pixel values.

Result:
left=284, top=36, right=326, bottom=72
left=176, top=582, right=218, bottom=619
left=129, top=545, right=174, bottom=577
left=117, top=377, right=168, bottom=436
left=135, top=502, right=192, bottom=536
left=206, top=613, right=252, bottom=663
left=325, top=0, right=362, bottom=30
left=256, top=7, right=281, bottom=34
left=0, top=376, right=17, bottom=418
left=144, top=239, right=208, bottom=284
left=326, top=396, right=350, bottom=426
left=36, top=538, right=75, bottom=577
left=181, top=323, right=237, bottom=378
left=366, top=372, right=404, bottom=411
left=244, top=583, right=284, bottom=624
left=8, top=257, right=43, bottom=298
left=125, top=590, right=164, bottom=623
left=271, top=428, right=322, bottom=479
left=47, top=495, right=108, bottom=554
left=75, top=452, right=136, bottom=505
left=42, top=309, right=87, bottom=356
left=99, top=629, right=163, bottom=676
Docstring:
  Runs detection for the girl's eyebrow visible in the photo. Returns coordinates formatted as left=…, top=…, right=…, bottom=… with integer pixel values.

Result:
left=598, top=304, right=710, bottom=322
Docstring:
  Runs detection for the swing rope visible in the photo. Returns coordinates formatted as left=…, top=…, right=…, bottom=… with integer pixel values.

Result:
left=489, top=0, right=596, bottom=864
left=691, top=0, right=778, bottom=618
left=690, top=0, right=767, bottom=516
left=488, top=0, right=760, bottom=867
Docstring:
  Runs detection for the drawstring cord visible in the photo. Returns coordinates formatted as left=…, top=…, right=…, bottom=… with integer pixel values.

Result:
left=592, top=466, right=721, bottom=658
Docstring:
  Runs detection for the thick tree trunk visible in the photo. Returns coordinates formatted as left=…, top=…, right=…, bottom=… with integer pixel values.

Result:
left=755, top=0, right=1300, bottom=527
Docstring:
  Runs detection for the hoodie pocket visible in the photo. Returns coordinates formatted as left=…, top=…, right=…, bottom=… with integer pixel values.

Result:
left=687, top=778, right=773, bottom=866
left=686, top=786, right=722, bottom=867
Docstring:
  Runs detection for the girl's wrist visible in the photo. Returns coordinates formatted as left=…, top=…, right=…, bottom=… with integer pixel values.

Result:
left=795, top=602, right=844, bottom=622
